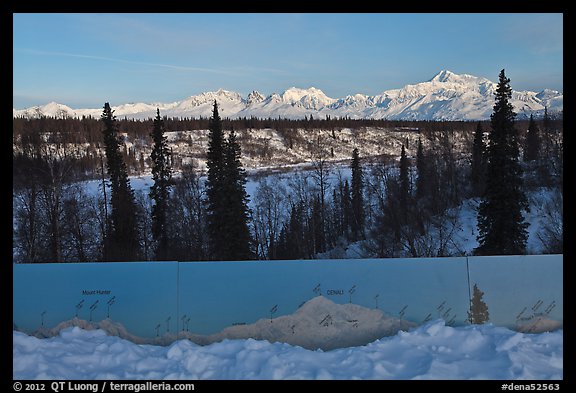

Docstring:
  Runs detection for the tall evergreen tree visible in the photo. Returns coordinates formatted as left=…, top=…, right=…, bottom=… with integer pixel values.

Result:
left=523, top=114, right=540, bottom=162
left=149, top=108, right=172, bottom=260
left=542, top=106, right=551, bottom=158
left=342, top=179, right=352, bottom=238
left=222, top=127, right=253, bottom=259
left=331, top=188, right=342, bottom=237
left=206, top=101, right=227, bottom=260
left=475, top=70, right=528, bottom=255
left=399, top=144, right=410, bottom=218
left=205, top=102, right=253, bottom=260
left=206, top=101, right=226, bottom=260
left=101, top=102, right=140, bottom=261
left=276, top=203, right=306, bottom=259
left=350, top=148, right=364, bottom=240
left=470, top=122, right=486, bottom=196
left=415, top=138, right=428, bottom=200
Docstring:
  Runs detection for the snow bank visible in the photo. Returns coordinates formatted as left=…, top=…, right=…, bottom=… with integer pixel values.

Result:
left=13, top=320, right=562, bottom=380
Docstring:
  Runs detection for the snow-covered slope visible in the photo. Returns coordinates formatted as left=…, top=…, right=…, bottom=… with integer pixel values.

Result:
left=13, top=70, right=562, bottom=120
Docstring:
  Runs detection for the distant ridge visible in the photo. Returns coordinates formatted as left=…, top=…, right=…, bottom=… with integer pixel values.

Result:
left=14, top=70, right=563, bottom=121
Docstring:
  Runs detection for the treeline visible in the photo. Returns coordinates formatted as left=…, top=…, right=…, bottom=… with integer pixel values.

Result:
left=13, top=72, right=563, bottom=262
left=13, top=113, right=496, bottom=156
left=13, top=112, right=563, bottom=145
left=13, top=112, right=563, bottom=183
left=14, top=114, right=489, bottom=144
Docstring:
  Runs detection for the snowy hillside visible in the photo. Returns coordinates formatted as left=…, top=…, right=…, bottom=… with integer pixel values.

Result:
left=13, top=320, right=563, bottom=379
left=161, top=127, right=429, bottom=171
left=13, top=70, right=562, bottom=121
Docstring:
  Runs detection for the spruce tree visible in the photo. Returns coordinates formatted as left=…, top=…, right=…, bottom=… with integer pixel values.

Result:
left=523, top=114, right=540, bottom=162
left=342, top=179, right=352, bottom=238
left=332, top=188, right=342, bottom=237
left=276, top=203, right=305, bottom=259
left=470, top=122, right=486, bottom=196
left=101, top=103, right=140, bottom=261
left=350, top=148, right=364, bottom=240
left=222, top=127, right=253, bottom=260
left=149, top=108, right=172, bottom=260
left=542, top=106, right=551, bottom=158
left=205, top=101, right=253, bottom=260
left=399, top=144, right=410, bottom=218
left=206, top=101, right=227, bottom=260
left=468, top=284, right=490, bottom=324
left=475, top=70, right=528, bottom=255
left=415, top=138, right=428, bottom=200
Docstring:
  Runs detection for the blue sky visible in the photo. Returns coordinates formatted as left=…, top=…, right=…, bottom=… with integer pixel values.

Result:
left=13, top=13, right=563, bottom=109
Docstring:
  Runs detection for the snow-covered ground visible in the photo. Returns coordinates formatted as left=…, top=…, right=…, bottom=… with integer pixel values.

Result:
left=13, top=320, right=562, bottom=380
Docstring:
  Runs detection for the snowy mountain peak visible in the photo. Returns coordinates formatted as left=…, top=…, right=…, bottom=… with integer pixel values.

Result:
left=247, top=90, right=265, bottom=105
left=43, top=101, right=74, bottom=113
left=178, top=89, right=244, bottom=108
left=429, top=70, right=487, bottom=85
left=430, top=69, right=458, bottom=83
left=213, top=88, right=244, bottom=101
left=282, top=86, right=329, bottom=100
left=281, top=87, right=336, bottom=110
left=536, top=89, right=562, bottom=100
left=14, top=102, right=77, bottom=118
left=266, top=93, right=282, bottom=104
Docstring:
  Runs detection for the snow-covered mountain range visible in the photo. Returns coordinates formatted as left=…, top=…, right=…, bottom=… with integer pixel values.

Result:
left=13, top=70, right=563, bottom=121
left=27, top=296, right=416, bottom=350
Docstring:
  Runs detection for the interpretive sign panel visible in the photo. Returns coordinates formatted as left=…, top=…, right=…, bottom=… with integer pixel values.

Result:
left=467, top=254, right=562, bottom=332
left=13, top=262, right=178, bottom=341
left=13, top=255, right=562, bottom=350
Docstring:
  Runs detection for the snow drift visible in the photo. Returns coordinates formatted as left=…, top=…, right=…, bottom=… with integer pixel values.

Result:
left=13, top=320, right=563, bottom=380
